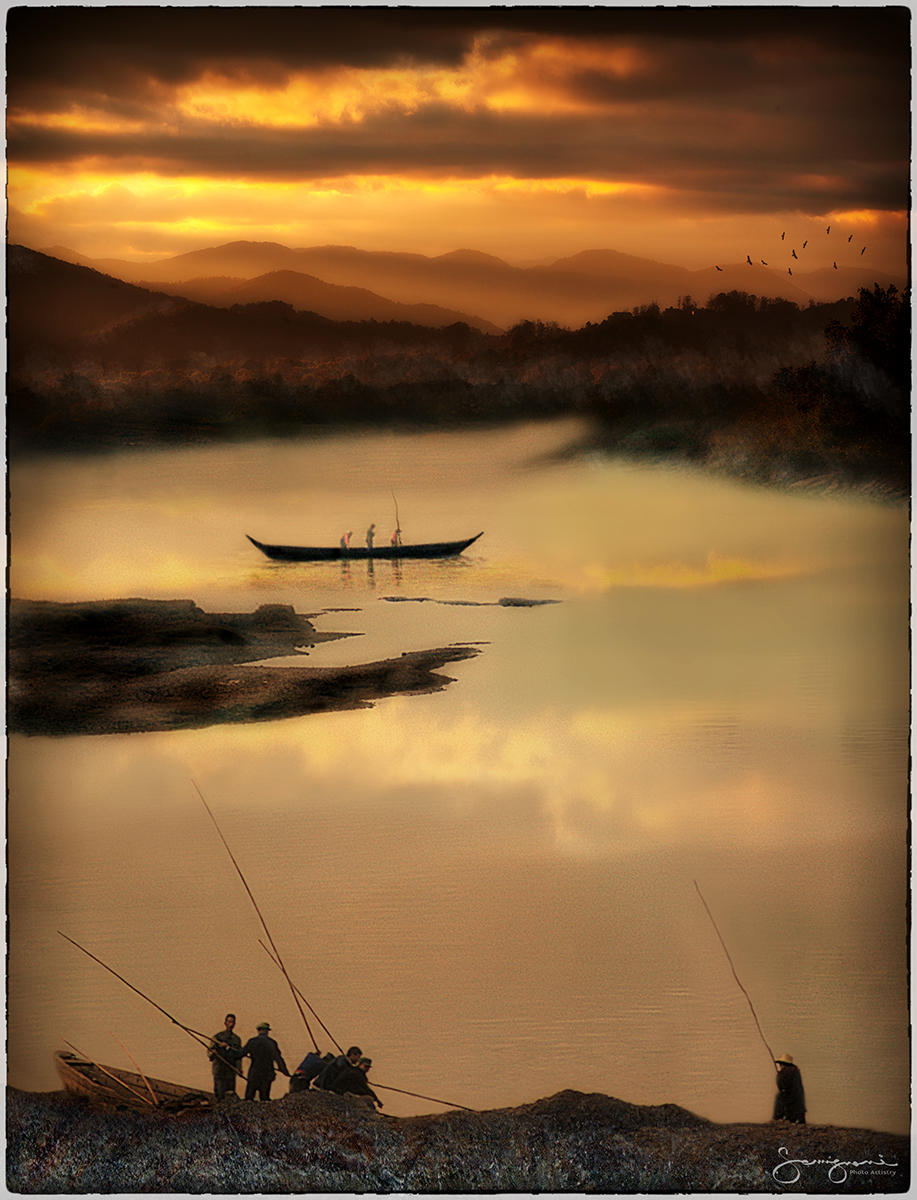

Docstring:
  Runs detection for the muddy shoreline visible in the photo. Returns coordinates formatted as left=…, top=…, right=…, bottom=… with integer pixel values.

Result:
left=7, top=598, right=480, bottom=735
left=5, top=1086, right=909, bottom=1193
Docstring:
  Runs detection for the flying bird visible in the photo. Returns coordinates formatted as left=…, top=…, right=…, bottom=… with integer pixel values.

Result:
left=833, top=261, right=838, bottom=269
left=788, top=267, right=793, bottom=276
left=715, top=265, right=723, bottom=271
left=781, top=231, right=785, bottom=240
left=860, top=246, right=866, bottom=255
left=826, top=225, right=831, bottom=234
left=791, top=249, right=798, bottom=259
left=761, top=259, right=768, bottom=266
left=802, top=240, right=808, bottom=248
left=746, top=255, right=753, bottom=265
left=848, top=234, right=853, bottom=243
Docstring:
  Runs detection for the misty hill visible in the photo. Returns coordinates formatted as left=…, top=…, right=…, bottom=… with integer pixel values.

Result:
left=46, top=239, right=905, bottom=328
left=7, top=243, right=188, bottom=354
left=138, top=269, right=501, bottom=333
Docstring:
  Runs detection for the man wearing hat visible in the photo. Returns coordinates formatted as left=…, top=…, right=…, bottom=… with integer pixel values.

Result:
left=241, top=1022, right=290, bottom=1102
left=772, top=1053, right=806, bottom=1123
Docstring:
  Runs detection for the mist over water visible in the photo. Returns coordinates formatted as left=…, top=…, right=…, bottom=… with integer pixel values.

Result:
left=7, top=421, right=909, bottom=1132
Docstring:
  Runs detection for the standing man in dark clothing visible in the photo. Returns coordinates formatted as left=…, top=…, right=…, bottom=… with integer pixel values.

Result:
left=315, top=1045, right=362, bottom=1091
left=327, top=1056, right=383, bottom=1108
left=242, top=1022, right=290, bottom=1101
left=209, top=1013, right=243, bottom=1101
left=773, top=1053, right=806, bottom=1123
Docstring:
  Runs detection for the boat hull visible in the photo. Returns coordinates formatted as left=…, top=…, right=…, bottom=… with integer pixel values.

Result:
left=55, top=1050, right=212, bottom=1112
left=247, top=532, right=483, bottom=562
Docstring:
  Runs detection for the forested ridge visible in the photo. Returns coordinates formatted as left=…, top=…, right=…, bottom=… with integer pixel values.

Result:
left=7, top=256, right=909, bottom=496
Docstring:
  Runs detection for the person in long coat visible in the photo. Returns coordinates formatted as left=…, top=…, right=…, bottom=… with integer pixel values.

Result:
left=772, top=1053, right=806, bottom=1123
left=208, top=1013, right=242, bottom=1101
left=242, top=1022, right=290, bottom=1101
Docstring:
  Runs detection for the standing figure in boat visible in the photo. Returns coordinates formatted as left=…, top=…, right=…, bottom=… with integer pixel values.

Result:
left=365, top=523, right=376, bottom=551
left=340, top=531, right=352, bottom=553
left=208, top=1012, right=242, bottom=1101
left=772, top=1053, right=806, bottom=1123
left=242, top=1021, right=290, bottom=1101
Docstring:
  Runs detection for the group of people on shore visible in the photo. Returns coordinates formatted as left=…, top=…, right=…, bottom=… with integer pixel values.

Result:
left=207, top=1015, right=381, bottom=1107
left=339, top=522, right=402, bottom=552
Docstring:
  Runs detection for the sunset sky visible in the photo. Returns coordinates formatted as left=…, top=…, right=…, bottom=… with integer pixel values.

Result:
left=6, top=4, right=911, bottom=272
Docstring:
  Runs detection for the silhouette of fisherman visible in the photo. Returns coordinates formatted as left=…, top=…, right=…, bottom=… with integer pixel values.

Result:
left=208, top=1012, right=242, bottom=1101
left=365, top=523, right=376, bottom=552
left=772, top=1053, right=806, bottom=1124
left=314, top=1045, right=362, bottom=1090
left=290, top=1049, right=334, bottom=1093
left=326, top=1055, right=384, bottom=1109
left=242, top=1022, right=289, bottom=1101
left=340, top=530, right=352, bottom=553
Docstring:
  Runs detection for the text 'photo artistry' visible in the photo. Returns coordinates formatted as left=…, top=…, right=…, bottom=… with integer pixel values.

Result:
left=5, top=4, right=911, bottom=1194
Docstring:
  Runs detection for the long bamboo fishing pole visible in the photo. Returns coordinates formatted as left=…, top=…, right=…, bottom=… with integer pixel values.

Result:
left=694, top=880, right=776, bottom=1069
left=192, top=779, right=320, bottom=1053
left=258, top=940, right=343, bottom=1053
left=110, top=1031, right=160, bottom=1106
left=64, top=1039, right=157, bottom=1107
left=260, top=940, right=475, bottom=1111
left=58, top=931, right=244, bottom=1079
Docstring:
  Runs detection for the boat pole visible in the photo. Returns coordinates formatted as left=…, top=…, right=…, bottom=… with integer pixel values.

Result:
left=192, top=780, right=321, bottom=1052
left=58, top=932, right=244, bottom=1079
left=110, top=1031, right=160, bottom=1106
left=64, top=1039, right=157, bottom=1107
left=694, top=880, right=776, bottom=1069
left=258, top=940, right=343, bottom=1053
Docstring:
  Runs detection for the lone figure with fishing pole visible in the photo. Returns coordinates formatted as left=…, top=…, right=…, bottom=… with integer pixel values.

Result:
left=241, top=1022, right=290, bottom=1101
left=208, top=1012, right=243, bottom=1101
left=773, top=1053, right=807, bottom=1123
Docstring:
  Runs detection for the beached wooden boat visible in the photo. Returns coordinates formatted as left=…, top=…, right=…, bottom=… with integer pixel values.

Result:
left=247, top=532, right=483, bottom=562
left=55, top=1050, right=212, bottom=1112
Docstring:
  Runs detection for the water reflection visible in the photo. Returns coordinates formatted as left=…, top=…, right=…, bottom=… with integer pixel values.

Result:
left=6, top=423, right=910, bottom=1134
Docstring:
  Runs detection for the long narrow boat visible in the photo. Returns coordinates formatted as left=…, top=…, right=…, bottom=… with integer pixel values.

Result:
left=247, top=531, right=484, bottom=562
left=55, top=1050, right=212, bottom=1112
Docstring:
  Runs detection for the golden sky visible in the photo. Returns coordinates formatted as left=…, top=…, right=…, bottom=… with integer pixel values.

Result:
left=6, top=5, right=910, bottom=271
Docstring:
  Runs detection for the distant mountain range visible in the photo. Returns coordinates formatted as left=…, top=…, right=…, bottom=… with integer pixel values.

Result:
left=40, top=240, right=905, bottom=330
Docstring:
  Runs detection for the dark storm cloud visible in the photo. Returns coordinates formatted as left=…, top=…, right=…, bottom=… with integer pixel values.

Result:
left=8, top=99, right=907, bottom=215
left=6, top=5, right=910, bottom=216
left=7, top=5, right=909, bottom=102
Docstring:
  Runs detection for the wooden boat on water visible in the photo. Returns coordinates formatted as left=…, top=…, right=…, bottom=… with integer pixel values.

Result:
left=55, top=1050, right=212, bottom=1112
left=247, top=531, right=484, bottom=562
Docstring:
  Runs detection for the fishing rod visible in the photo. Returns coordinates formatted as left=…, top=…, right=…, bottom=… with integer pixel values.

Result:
left=694, top=880, right=776, bottom=1069
left=258, top=940, right=343, bottom=1053
left=110, top=1031, right=160, bottom=1106
left=58, top=932, right=244, bottom=1079
left=64, top=1039, right=158, bottom=1107
left=192, top=779, right=321, bottom=1053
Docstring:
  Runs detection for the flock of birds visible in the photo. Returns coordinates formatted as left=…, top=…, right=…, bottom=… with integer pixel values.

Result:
left=714, top=225, right=866, bottom=277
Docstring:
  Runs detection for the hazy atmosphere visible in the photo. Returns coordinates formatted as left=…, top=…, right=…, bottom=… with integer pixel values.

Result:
left=6, top=4, right=911, bottom=1193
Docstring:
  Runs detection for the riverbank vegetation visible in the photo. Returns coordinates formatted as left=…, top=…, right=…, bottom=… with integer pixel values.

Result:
left=8, top=269, right=909, bottom=497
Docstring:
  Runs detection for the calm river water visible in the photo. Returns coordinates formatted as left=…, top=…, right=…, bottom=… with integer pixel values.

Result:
left=7, top=420, right=910, bottom=1134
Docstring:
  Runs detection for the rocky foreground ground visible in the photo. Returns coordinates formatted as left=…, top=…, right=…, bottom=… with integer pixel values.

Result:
left=5, top=1087, right=909, bottom=1194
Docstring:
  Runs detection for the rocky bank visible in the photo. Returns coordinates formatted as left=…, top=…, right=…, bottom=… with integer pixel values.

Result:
left=5, top=1087, right=908, bottom=1194
left=7, top=598, right=480, bottom=735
